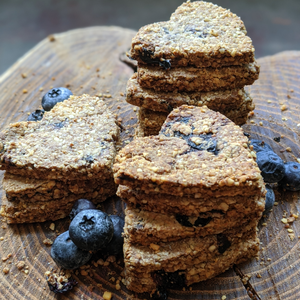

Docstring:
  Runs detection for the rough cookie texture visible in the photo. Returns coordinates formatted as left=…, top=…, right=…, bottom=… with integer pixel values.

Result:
left=137, top=95, right=254, bottom=136
left=118, top=185, right=265, bottom=216
left=114, top=106, right=264, bottom=196
left=129, top=1, right=255, bottom=68
left=0, top=94, right=119, bottom=180
left=124, top=203, right=264, bottom=244
left=3, top=173, right=116, bottom=203
left=1, top=192, right=112, bottom=224
left=124, top=224, right=259, bottom=293
left=137, top=62, right=259, bottom=92
left=126, top=73, right=254, bottom=113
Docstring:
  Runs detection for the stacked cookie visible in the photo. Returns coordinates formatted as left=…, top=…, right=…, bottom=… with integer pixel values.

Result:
left=0, top=94, right=119, bottom=223
left=114, top=105, right=266, bottom=294
left=126, top=1, right=259, bottom=136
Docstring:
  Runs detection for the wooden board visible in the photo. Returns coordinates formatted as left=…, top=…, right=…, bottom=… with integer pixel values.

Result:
left=0, top=26, right=299, bottom=300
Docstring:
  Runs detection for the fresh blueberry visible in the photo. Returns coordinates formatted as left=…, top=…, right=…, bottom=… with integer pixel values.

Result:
left=102, top=215, right=125, bottom=256
left=256, top=150, right=285, bottom=183
left=42, top=87, right=72, bottom=111
left=69, top=209, right=114, bottom=251
left=279, top=161, right=300, bottom=191
left=69, top=199, right=96, bottom=220
left=27, top=109, right=44, bottom=121
left=264, top=185, right=275, bottom=212
left=250, top=139, right=273, bottom=153
left=50, top=231, right=92, bottom=269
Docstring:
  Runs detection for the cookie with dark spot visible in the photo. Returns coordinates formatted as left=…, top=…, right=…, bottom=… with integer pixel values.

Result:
left=129, top=1, right=256, bottom=68
left=114, top=105, right=265, bottom=198
left=123, top=222, right=259, bottom=294
left=123, top=205, right=264, bottom=245
left=0, top=94, right=119, bottom=181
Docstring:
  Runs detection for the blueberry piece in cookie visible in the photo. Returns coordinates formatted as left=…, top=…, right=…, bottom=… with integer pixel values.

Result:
left=42, top=87, right=72, bottom=111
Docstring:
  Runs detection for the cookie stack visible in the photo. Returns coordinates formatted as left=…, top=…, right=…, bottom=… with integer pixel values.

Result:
left=126, top=1, right=259, bottom=136
left=0, top=94, right=119, bottom=223
left=113, top=105, right=266, bottom=295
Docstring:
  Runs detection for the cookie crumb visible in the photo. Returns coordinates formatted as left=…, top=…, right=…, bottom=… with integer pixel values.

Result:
left=3, top=267, right=9, bottom=274
left=103, top=291, right=112, bottom=300
left=2, top=253, right=12, bottom=262
left=48, top=35, right=56, bottom=42
left=43, top=238, right=53, bottom=246
left=49, top=223, right=55, bottom=231
left=16, top=261, right=25, bottom=270
left=23, top=89, right=28, bottom=94
left=21, top=73, right=27, bottom=78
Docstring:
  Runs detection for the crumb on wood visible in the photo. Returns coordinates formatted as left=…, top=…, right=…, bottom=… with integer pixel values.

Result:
left=16, top=261, right=25, bottom=270
left=23, top=89, right=28, bottom=94
left=43, top=238, right=53, bottom=246
left=3, top=267, right=9, bottom=274
left=21, top=73, right=27, bottom=78
left=49, top=223, right=55, bottom=231
left=103, top=291, right=112, bottom=300
left=281, top=104, right=288, bottom=111
left=2, top=253, right=12, bottom=262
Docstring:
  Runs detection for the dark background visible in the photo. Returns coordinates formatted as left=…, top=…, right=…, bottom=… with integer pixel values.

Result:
left=0, top=0, right=299, bottom=75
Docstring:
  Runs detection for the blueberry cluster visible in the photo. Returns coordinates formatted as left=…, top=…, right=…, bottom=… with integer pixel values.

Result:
left=27, top=87, right=73, bottom=122
left=51, top=199, right=124, bottom=270
left=249, top=139, right=300, bottom=212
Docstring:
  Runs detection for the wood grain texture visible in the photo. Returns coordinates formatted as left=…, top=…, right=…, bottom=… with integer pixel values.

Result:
left=0, top=26, right=299, bottom=300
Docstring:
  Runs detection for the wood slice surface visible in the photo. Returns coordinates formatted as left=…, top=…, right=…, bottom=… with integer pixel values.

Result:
left=0, top=26, right=299, bottom=300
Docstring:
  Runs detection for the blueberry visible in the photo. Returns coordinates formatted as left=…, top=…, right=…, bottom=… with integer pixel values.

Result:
left=250, top=139, right=273, bottom=153
left=69, top=209, right=114, bottom=251
left=153, top=270, right=186, bottom=290
left=27, top=109, right=44, bottom=121
left=69, top=199, right=96, bottom=220
left=42, top=87, right=72, bottom=111
left=217, top=234, right=231, bottom=254
left=102, top=215, right=125, bottom=256
left=279, top=161, right=300, bottom=191
left=256, top=150, right=285, bottom=183
left=50, top=231, right=92, bottom=269
left=264, top=185, right=275, bottom=212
